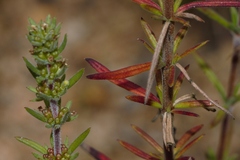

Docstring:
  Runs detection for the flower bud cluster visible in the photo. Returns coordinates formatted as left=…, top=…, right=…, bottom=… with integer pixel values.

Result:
left=43, top=144, right=70, bottom=160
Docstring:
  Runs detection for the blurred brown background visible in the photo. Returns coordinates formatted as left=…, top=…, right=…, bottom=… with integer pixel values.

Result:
left=0, top=0, right=240, bottom=159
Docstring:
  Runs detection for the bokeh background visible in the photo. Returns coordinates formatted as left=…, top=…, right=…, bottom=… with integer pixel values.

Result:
left=0, top=0, right=240, bottom=159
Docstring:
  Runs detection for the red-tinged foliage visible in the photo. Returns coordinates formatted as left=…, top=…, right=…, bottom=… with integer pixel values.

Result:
left=172, top=110, right=199, bottom=117
left=126, top=95, right=160, bottom=106
left=81, top=143, right=111, bottom=160
left=131, top=124, right=164, bottom=154
left=174, top=100, right=216, bottom=109
left=173, top=65, right=190, bottom=98
left=85, top=58, right=159, bottom=101
left=132, top=0, right=162, bottom=16
left=168, top=65, right=175, bottom=87
left=177, top=0, right=240, bottom=13
left=118, top=140, right=160, bottom=160
left=87, top=62, right=150, bottom=80
left=175, top=124, right=204, bottom=154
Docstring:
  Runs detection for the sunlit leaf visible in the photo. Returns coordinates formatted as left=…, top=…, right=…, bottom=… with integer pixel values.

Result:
left=131, top=124, right=163, bottom=154
left=81, top=143, right=111, bottom=160
left=118, top=140, right=159, bottom=160
left=175, top=124, right=203, bottom=155
left=68, top=128, right=90, bottom=154
left=68, top=68, right=84, bottom=89
left=16, top=137, right=47, bottom=154
left=87, top=62, right=150, bottom=80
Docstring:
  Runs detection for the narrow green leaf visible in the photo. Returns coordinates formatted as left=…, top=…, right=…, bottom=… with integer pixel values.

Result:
left=27, top=86, right=37, bottom=93
left=16, top=137, right=47, bottom=154
left=32, top=152, right=44, bottom=159
left=137, top=38, right=154, bottom=53
left=25, top=107, right=47, bottom=123
left=68, top=128, right=91, bottom=154
left=174, top=0, right=182, bottom=12
left=174, top=100, right=216, bottom=109
left=231, top=7, right=239, bottom=27
left=210, top=110, right=225, bottom=127
left=23, top=57, right=40, bottom=78
left=70, top=153, right=79, bottom=160
left=68, top=68, right=84, bottom=89
left=141, top=18, right=157, bottom=48
left=194, top=54, right=226, bottom=101
left=58, top=34, right=67, bottom=55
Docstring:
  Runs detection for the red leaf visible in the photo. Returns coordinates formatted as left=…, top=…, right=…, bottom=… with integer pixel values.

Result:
left=118, top=140, right=159, bottom=160
left=81, top=143, right=111, bottom=160
left=131, top=124, right=163, bottom=154
left=168, top=65, right=175, bottom=87
left=126, top=95, right=161, bottom=107
left=177, top=1, right=240, bottom=13
left=175, top=124, right=203, bottom=154
left=172, top=110, right=199, bottom=117
left=87, top=62, right=150, bottom=80
left=85, top=58, right=158, bottom=101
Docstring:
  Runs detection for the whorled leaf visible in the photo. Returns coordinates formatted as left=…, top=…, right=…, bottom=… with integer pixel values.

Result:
left=85, top=58, right=159, bottom=101
left=87, top=62, right=150, bottom=80
left=68, top=68, right=84, bottom=89
left=118, top=140, right=159, bottom=160
left=15, top=137, right=47, bottom=154
left=174, top=0, right=183, bottom=12
left=132, top=0, right=162, bottom=16
left=131, top=124, right=163, bottom=154
left=58, top=34, right=67, bottom=55
left=174, top=124, right=204, bottom=156
left=81, top=143, right=111, bottom=160
left=68, top=128, right=90, bottom=154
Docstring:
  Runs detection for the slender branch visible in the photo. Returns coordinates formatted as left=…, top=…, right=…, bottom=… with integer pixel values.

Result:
left=217, top=34, right=240, bottom=160
left=50, top=100, right=61, bottom=155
